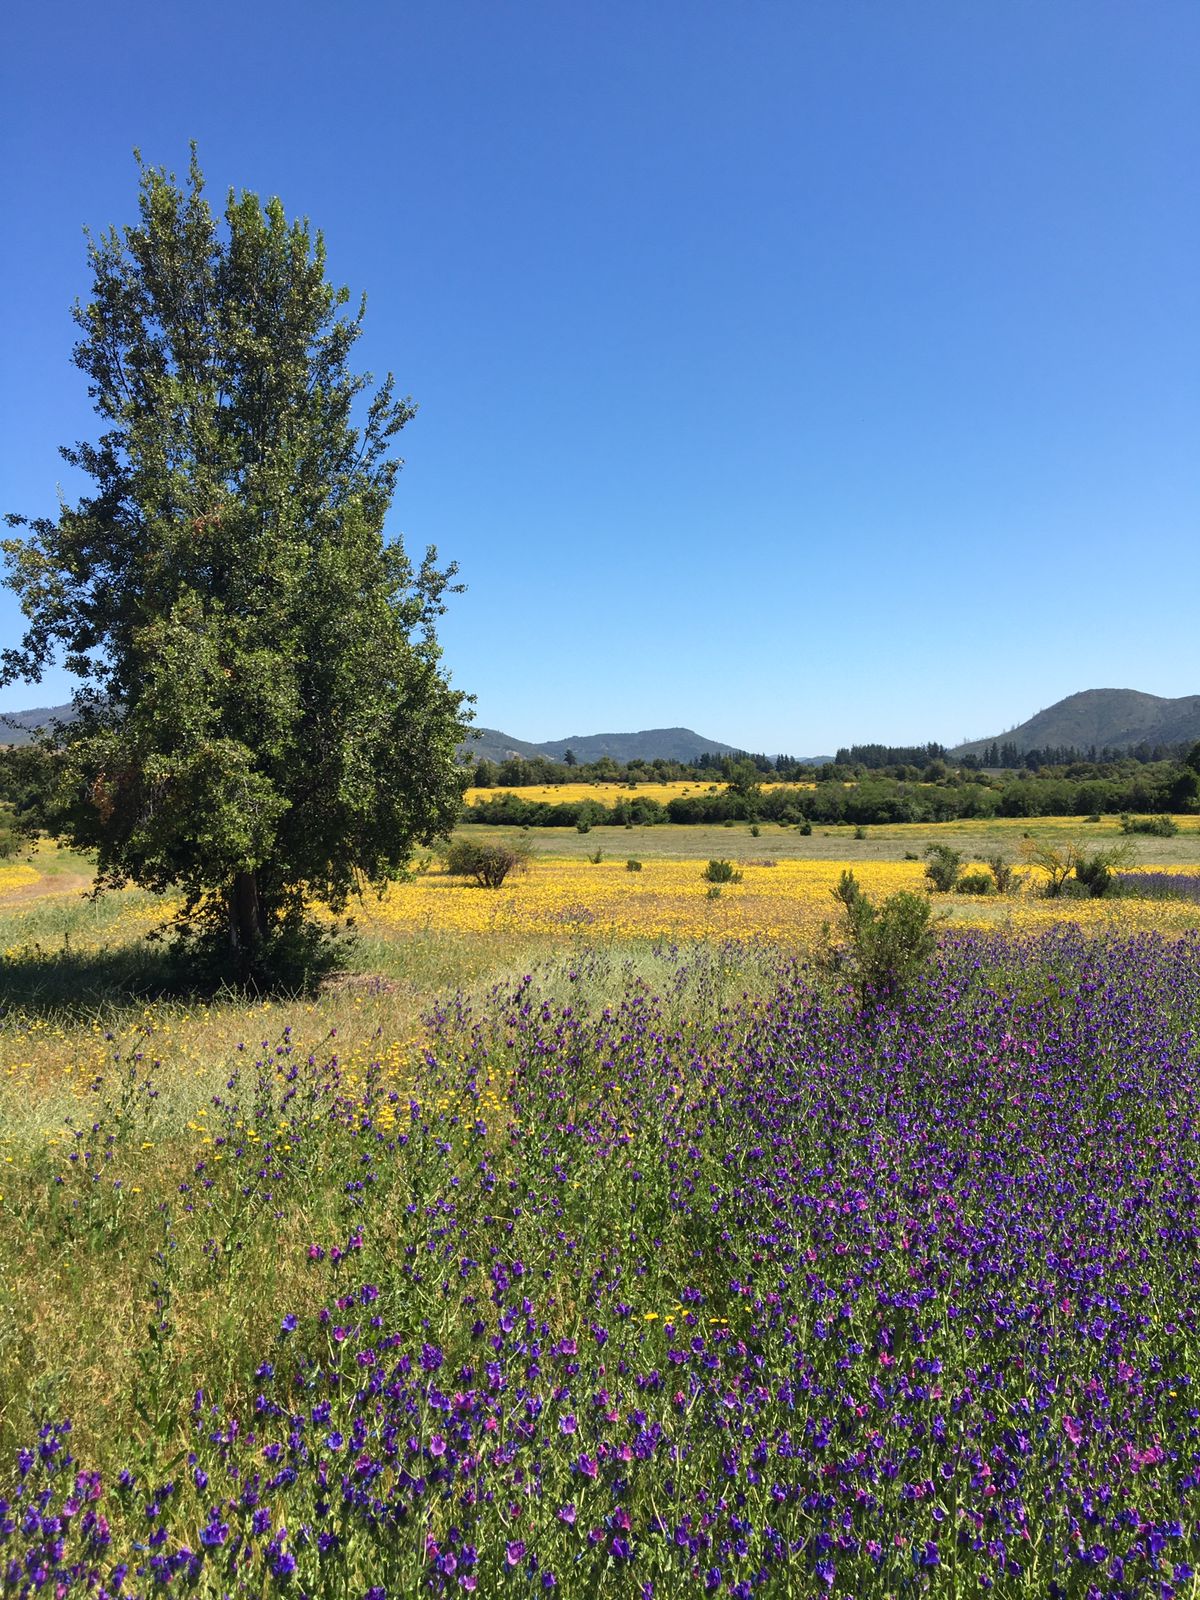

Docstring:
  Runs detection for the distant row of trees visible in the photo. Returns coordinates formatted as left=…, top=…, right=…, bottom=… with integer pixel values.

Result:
left=466, top=742, right=1200, bottom=792
left=462, top=754, right=1200, bottom=828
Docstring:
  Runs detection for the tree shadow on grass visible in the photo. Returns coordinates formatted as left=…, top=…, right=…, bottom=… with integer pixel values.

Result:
left=0, top=929, right=345, bottom=1021
left=0, top=940, right=218, bottom=1021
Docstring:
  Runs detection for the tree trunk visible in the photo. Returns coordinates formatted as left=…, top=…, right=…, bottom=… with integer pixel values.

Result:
left=230, top=869, right=267, bottom=955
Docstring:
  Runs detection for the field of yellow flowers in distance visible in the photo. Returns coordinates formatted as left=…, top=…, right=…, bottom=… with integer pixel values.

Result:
left=355, top=853, right=1200, bottom=943
left=461, top=780, right=819, bottom=807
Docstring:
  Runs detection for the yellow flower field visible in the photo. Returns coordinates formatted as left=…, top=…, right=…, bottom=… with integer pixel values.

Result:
left=354, top=856, right=1200, bottom=944
left=0, top=864, right=40, bottom=894
left=462, top=780, right=815, bottom=806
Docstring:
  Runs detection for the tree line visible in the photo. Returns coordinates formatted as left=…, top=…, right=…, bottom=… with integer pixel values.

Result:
left=462, top=752, right=1200, bottom=828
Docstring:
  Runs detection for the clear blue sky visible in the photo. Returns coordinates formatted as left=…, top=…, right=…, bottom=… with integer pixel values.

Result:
left=2, top=1, right=1197, bottom=754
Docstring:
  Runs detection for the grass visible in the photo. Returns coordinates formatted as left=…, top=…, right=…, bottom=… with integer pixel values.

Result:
left=469, top=813, right=1200, bottom=865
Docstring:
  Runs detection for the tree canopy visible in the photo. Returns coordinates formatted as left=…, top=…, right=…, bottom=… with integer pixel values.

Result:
left=2, top=150, right=470, bottom=974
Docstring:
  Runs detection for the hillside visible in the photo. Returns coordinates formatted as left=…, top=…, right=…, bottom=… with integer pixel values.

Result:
left=0, top=703, right=75, bottom=746
left=954, top=689, right=1200, bottom=757
left=1, top=705, right=740, bottom=767
left=462, top=724, right=739, bottom=764
left=536, top=727, right=738, bottom=763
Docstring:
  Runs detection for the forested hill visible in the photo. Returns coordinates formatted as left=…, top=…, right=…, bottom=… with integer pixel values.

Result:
left=0, top=704, right=75, bottom=745
left=0, top=706, right=740, bottom=767
left=462, top=726, right=739, bottom=765
left=954, top=690, right=1200, bottom=759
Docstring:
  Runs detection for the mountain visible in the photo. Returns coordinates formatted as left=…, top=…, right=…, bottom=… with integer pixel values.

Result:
left=0, top=704, right=740, bottom=767
left=0, top=703, right=75, bottom=745
left=954, top=689, right=1200, bottom=757
left=536, top=728, right=738, bottom=763
left=457, top=727, right=557, bottom=765
left=462, top=725, right=739, bottom=765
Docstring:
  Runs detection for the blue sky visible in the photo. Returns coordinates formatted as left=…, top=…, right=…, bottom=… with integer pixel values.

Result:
left=2, top=1, right=1196, bottom=754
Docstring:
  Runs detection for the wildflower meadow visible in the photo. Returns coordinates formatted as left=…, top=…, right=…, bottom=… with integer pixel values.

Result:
left=3, top=822, right=1200, bottom=1597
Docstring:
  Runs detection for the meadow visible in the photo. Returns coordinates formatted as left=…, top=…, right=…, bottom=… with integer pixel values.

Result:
left=3, top=815, right=1200, bottom=1596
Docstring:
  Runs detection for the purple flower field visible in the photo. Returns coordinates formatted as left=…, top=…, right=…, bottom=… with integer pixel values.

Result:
left=1116, top=873, right=1200, bottom=906
left=4, top=928, right=1200, bottom=1597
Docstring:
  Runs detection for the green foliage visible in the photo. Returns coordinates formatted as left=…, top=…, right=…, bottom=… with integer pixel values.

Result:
left=1074, top=846, right=1136, bottom=899
left=853, top=824, right=867, bottom=840
left=749, top=823, right=760, bottom=837
left=722, top=757, right=763, bottom=817
left=703, top=858, right=742, bottom=884
left=1020, top=835, right=1134, bottom=898
left=0, top=804, right=19, bottom=859
left=826, top=870, right=939, bottom=1002
left=956, top=871, right=994, bottom=895
left=923, top=843, right=963, bottom=893
left=575, top=817, right=592, bottom=834
left=986, top=853, right=1017, bottom=895
left=588, top=846, right=604, bottom=864
left=1, top=151, right=468, bottom=980
left=625, top=858, right=643, bottom=872
left=1120, top=813, right=1178, bottom=836
left=444, top=838, right=530, bottom=889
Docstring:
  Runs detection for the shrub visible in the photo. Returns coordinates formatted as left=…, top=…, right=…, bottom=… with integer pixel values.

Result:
left=625, top=858, right=642, bottom=872
left=706, top=884, right=723, bottom=899
left=924, top=843, right=963, bottom=893
left=703, top=859, right=742, bottom=884
left=853, top=824, right=868, bottom=840
left=1120, top=813, right=1178, bottom=837
left=903, top=850, right=920, bottom=862
left=798, top=819, right=813, bottom=836
left=588, top=846, right=604, bottom=864
left=750, top=823, right=760, bottom=837
left=986, top=854, right=1017, bottom=895
left=826, top=869, right=939, bottom=1002
left=956, top=871, right=994, bottom=895
left=576, top=817, right=591, bottom=833
left=444, top=838, right=531, bottom=889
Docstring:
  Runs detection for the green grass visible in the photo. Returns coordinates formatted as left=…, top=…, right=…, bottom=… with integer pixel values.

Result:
left=472, top=813, right=1200, bottom=865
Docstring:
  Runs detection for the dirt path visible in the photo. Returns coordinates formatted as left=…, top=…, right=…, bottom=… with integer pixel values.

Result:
left=0, top=871, right=94, bottom=907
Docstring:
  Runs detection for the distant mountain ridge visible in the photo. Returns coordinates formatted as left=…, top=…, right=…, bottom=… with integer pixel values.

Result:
left=0, top=704, right=76, bottom=745
left=462, top=725, right=740, bottom=765
left=954, top=689, right=1200, bottom=757
left=0, top=705, right=743, bottom=766
left=7, top=690, right=1197, bottom=764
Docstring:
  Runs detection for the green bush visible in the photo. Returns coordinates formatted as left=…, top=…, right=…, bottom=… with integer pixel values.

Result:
left=853, top=824, right=868, bottom=840
left=625, top=858, right=642, bottom=872
left=703, top=859, right=742, bottom=884
left=924, top=843, right=963, bottom=893
left=986, top=854, right=1017, bottom=895
left=750, top=823, right=760, bottom=837
left=956, top=871, right=994, bottom=895
left=1120, top=813, right=1178, bottom=837
left=798, top=819, right=813, bottom=836
left=588, top=846, right=604, bottom=864
left=444, top=838, right=531, bottom=889
left=827, top=869, right=939, bottom=1002
left=0, top=805, right=19, bottom=860
left=1075, top=851, right=1120, bottom=897
left=576, top=817, right=591, bottom=833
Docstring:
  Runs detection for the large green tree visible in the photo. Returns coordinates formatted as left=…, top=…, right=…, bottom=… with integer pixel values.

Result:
left=3, top=151, right=470, bottom=968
